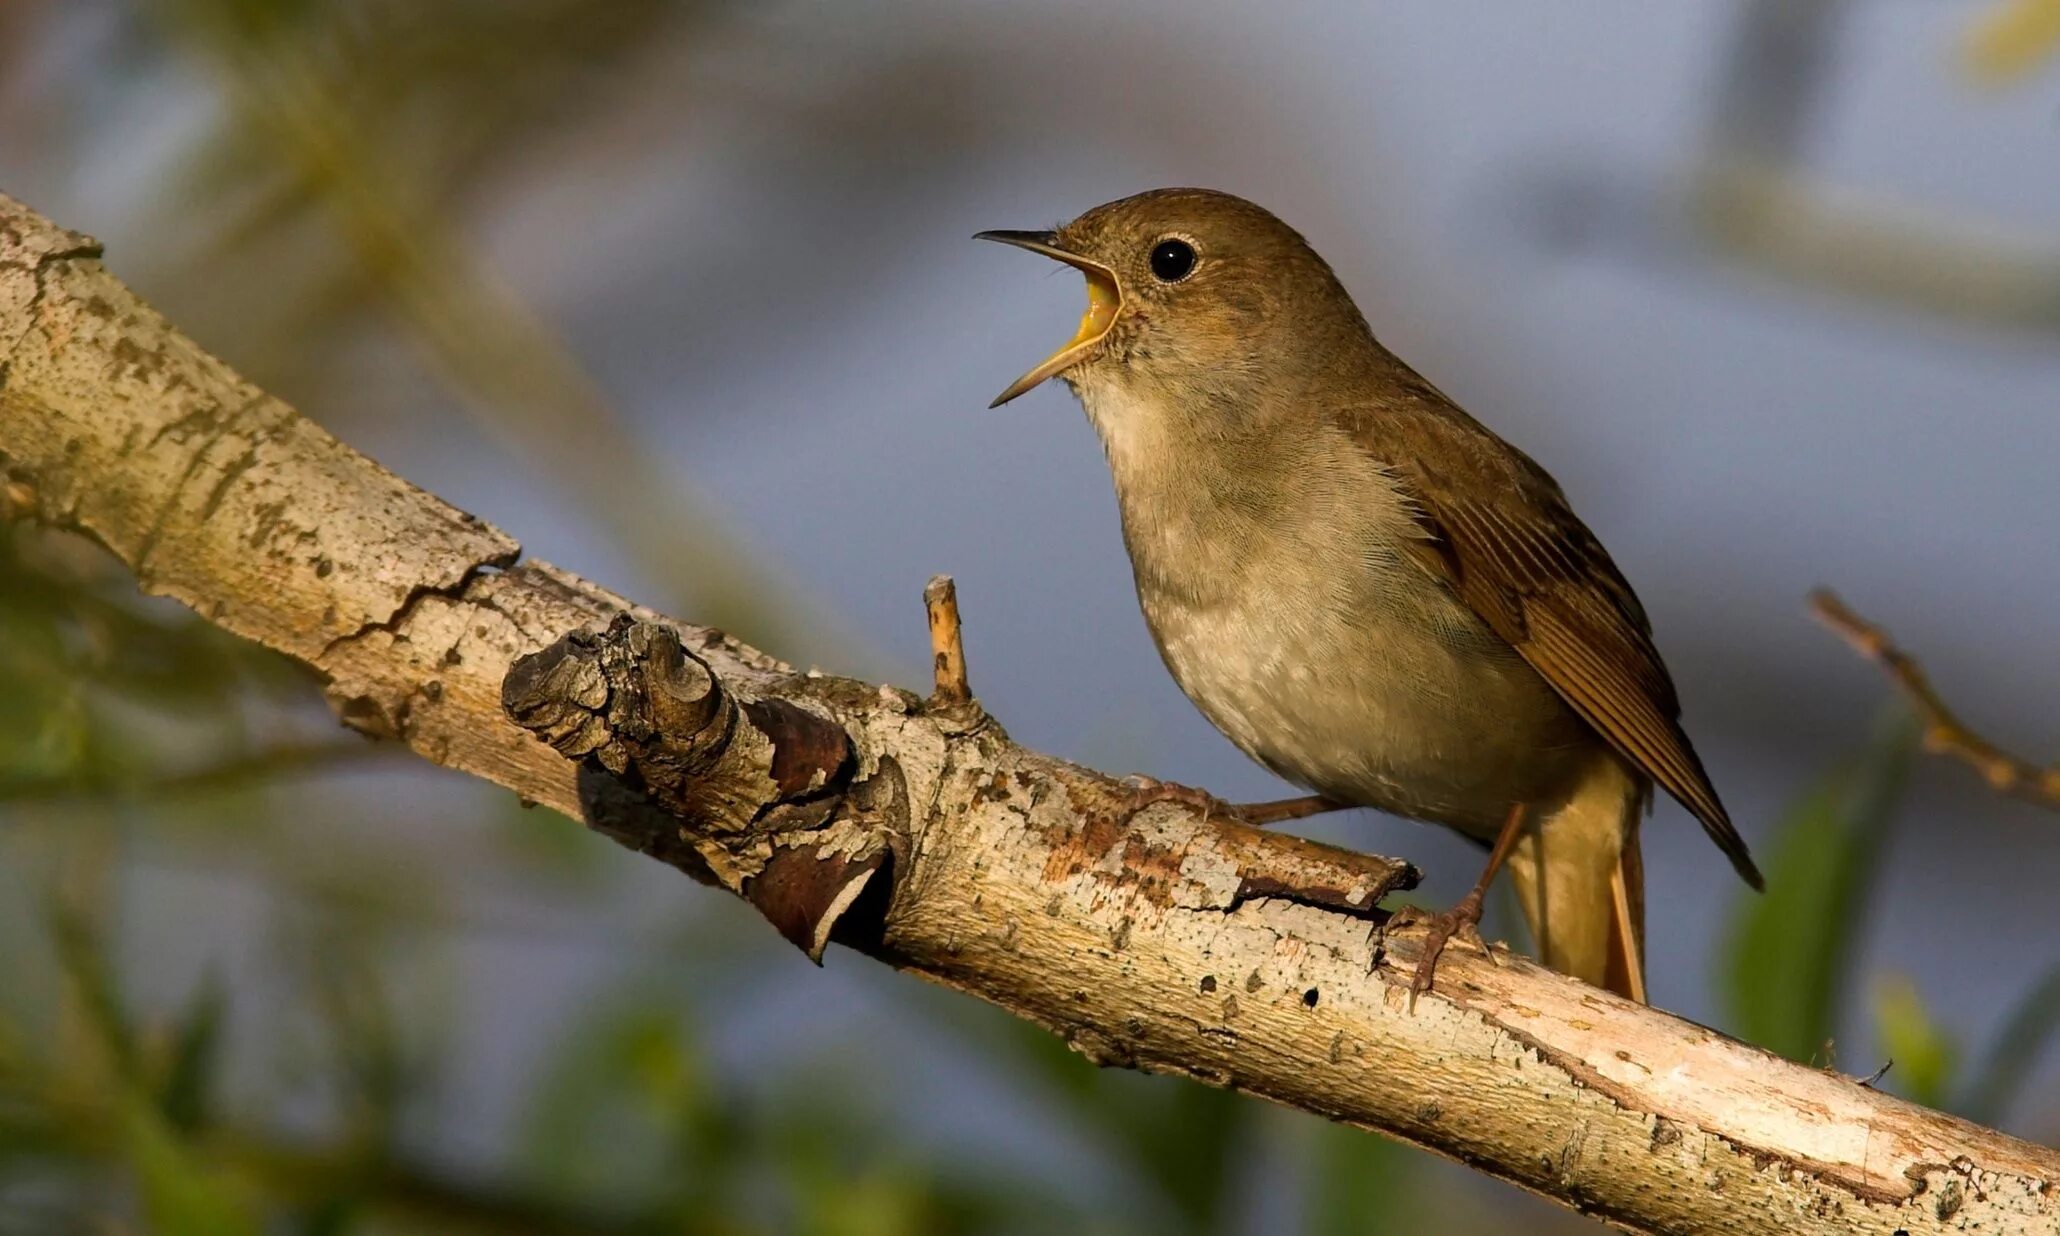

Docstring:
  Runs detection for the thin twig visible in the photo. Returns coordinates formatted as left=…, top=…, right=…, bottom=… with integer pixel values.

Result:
left=924, top=575, right=971, bottom=705
left=1809, top=588, right=2060, bottom=810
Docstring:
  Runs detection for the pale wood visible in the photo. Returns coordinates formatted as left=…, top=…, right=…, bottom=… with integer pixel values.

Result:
left=1, top=193, right=2053, bottom=1235
left=924, top=573, right=972, bottom=704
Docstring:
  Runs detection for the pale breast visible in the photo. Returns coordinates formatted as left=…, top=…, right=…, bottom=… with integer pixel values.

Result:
left=1085, top=383, right=1598, bottom=839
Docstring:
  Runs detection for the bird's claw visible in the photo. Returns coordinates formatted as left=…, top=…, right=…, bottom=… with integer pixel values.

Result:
left=1121, top=775, right=1237, bottom=824
left=1392, top=894, right=1492, bottom=1011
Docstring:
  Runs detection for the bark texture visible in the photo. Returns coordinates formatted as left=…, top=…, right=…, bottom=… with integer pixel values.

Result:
left=2, top=193, right=2054, bottom=1235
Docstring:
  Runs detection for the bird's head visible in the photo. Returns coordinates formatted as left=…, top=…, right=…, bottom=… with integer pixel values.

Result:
left=979, top=188, right=1366, bottom=411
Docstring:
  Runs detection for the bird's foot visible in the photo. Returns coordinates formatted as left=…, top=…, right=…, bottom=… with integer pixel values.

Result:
left=1121, top=775, right=1237, bottom=824
left=1118, top=779, right=1342, bottom=828
left=1388, top=890, right=1496, bottom=1010
left=1230, top=794, right=1345, bottom=826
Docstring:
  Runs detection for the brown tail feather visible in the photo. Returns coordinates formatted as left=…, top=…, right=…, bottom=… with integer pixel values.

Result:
left=1506, top=755, right=1647, bottom=1002
left=1605, top=829, right=1647, bottom=1003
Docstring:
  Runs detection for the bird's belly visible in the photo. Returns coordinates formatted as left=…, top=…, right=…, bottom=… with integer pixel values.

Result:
left=1144, top=577, right=1596, bottom=841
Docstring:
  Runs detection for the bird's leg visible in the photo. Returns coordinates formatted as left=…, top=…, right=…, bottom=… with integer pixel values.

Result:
left=1121, top=775, right=1236, bottom=823
left=1121, top=778, right=1345, bottom=827
left=1231, top=795, right=1348, bottom=826
left=1392, top=803, right=1528, bottom=1006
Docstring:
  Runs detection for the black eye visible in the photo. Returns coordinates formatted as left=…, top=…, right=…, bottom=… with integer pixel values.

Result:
left=1149, top=238, right=1196, bottom=282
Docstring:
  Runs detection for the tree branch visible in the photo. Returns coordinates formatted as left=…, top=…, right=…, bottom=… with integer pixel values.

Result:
left=1811, top=588, right=2060, bottom=811
left=923, top=574, right=973, bottom=706
left=2, top=193, right=2054, bottom=1235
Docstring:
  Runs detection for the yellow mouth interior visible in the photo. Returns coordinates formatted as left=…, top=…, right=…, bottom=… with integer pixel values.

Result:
left=1068, top=268, right=1120, bottom=348
left=990, top=258, right=1122, bottom=406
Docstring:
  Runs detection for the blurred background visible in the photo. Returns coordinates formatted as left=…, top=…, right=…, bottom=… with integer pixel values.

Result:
left=2, top=1, right=2057, bottom=1231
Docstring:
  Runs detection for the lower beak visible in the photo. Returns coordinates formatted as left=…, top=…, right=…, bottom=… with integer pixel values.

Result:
left=976, top=230, right=1121, bottom=408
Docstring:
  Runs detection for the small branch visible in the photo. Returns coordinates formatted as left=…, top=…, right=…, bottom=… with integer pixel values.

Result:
left=923, top=574, right=971, bottom=705
left=1810, top=588, right=2060, bottom=810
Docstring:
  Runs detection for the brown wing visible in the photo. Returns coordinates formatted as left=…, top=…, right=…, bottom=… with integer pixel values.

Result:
left=1340, top=369, right=1763, bottom=889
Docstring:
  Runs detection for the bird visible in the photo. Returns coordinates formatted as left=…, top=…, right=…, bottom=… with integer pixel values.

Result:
left=977, top=188, right=1761, bottom=1003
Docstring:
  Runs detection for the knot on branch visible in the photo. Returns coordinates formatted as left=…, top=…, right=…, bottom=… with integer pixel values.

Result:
left=503, top=615, right=894, bottom=962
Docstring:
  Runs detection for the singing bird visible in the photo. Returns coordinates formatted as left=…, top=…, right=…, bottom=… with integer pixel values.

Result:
left=978, top=189, right=1761, bottom=1002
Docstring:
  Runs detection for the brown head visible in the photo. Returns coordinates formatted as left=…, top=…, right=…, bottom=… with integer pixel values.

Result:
left=978, top=188, right=1377, bottom=415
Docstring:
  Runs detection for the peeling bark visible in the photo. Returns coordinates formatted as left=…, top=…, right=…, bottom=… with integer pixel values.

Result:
left=2, top=192, right=2054, bottom=1236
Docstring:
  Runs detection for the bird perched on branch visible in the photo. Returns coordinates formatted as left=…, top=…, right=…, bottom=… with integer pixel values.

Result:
left=979, top=189, right=1761, bottom=1002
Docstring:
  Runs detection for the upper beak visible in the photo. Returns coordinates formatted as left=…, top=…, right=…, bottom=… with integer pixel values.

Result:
left=976, top=230, right=1121, bottom=408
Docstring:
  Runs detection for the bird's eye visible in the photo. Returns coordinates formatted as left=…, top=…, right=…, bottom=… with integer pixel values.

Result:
left=1148, top=238, right=1196, bottom=283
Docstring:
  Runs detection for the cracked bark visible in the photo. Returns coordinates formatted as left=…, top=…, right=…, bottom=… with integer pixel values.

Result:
left=1, top=192, right=2054, bottom=1236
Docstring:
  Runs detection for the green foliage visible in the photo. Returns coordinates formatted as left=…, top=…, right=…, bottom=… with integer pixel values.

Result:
left=1722, top=715, right=2060, bottom=1126
left=962, top=1010, right=1248, bottom=1232
left=517, top=995, right=744, bottom=1220
left=159, top=972, right=229, bottom=1134
left=509, top=984, right=1074, bottom=1235
left=0, top=525, right=329, bottom=806
left=123, top=1095, right=262, bottom=1236
left=1721, top=715, right=1916, bottom=1063
left=1306, top=1121, right=1420, bottom=1236
left=33, top=894, right=259, bottom=1234
left=1872, top=976, right=1959, bottom=1110
left=47, top=895, right=143, bottom=1085
left=1959, top=967, right=2060, bottom=1126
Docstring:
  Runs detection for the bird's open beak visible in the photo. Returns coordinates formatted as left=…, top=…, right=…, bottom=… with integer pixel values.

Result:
left=976, top=230, right=1121, bottom=408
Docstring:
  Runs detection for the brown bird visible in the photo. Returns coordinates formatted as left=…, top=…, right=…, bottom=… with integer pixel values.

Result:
left=978, top=188, right=1761, bottom=1003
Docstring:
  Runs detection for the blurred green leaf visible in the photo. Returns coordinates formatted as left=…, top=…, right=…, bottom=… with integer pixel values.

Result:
left=1721, top=715, right=1917, bottom=1063
left=35, top=907, right=256, bottom=1233
left=519, top=993, right=739, bottom=1220
left=763, top=1074, right=1046, bottom=1236
left=1872, top=975, right=1959, bottom=1109
left=799, top=1166, right=931, bottom=1236
left=159, top=972, right=228, bottom=1134
left=984, top=1015, right=1246, bottom=1231
left=490, top=790, right=612, bottom=887
left=123, top=1093, right=262, bottom=1236
left=1958, top=967, right=2060, bottom=1126
left=305, top=937, right=415, bottom=1153
left=786, top=1149, right=998, bottom=1236
left=1, top=525, right=324, bottom=807
left=48, top=896, right=141, bottom=1085
left=1307, top=1120, right=1419, bottom=1236
left=0, top=536, right=94, bottom=793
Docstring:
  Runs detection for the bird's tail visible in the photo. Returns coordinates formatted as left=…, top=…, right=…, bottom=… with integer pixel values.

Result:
left=1505, top=755, right=1647, bottom=1003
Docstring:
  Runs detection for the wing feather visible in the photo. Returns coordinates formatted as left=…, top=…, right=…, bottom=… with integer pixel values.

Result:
left=1341, top=379, right=1763, bottom=889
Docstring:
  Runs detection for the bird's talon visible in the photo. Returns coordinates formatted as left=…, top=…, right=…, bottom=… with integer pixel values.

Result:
left=1120, top=775, right=1234, bottom=824
left=1401, top=896, right=1486, bottom=1010
left=1474, top=930, right=1503, bottom=968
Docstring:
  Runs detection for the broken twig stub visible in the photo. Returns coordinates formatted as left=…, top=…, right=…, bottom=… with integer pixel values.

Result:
left=504, top=616, right=884, bottom=960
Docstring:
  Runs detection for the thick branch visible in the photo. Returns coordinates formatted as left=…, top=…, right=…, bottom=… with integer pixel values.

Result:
left=2, top=193, right=2054, bottom=1235
left=1811, top=588, right=2060, bottom=811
